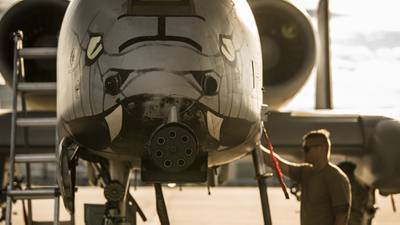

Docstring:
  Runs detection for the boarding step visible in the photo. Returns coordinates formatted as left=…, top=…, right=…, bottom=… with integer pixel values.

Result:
left=18, top=47, right=57, bottom=59
left=17, top=82, right=57, bottom=92
left=7, top=188, right=59, bottom=200
left=32, top=221, right=71, bottom=225
left=15, top=153, right=56, bottom=163
left=16, top=117, right=57, bottom=127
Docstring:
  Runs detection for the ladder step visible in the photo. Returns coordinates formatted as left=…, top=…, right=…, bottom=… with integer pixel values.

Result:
left=17, top=82, right=57, bottom=92
left=15, top=153, right=56, bottom=163
left=16, top=117, right=57, bottom=127
left=8, top=188, right=59, bottom=200
left=18, top=47, right=57, bottom=59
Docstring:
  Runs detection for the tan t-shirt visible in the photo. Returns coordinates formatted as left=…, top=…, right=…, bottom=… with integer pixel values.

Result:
left=289, top=163, right=351, bottom=225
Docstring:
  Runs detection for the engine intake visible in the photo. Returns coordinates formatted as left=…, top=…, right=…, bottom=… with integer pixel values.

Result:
left=250, top=0, right=317, bottom=109
left=0, top=0, right=68, bottom=109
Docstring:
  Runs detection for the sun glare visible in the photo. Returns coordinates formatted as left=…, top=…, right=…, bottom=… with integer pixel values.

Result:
left=284, top=0, right=400, bottom=117
left=234, top=0, right=259, bottom=37
left=0, top=74, right=5, bottom=85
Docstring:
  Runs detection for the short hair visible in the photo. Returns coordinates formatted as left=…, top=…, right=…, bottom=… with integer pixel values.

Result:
left=302, top=129, right=331, bottom=148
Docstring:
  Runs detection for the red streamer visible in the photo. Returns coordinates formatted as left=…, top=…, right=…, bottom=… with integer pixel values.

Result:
left=263, top=127, right=290, bottom=199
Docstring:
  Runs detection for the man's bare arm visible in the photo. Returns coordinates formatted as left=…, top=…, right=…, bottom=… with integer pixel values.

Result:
left=257, top=145, right=309, bottom=177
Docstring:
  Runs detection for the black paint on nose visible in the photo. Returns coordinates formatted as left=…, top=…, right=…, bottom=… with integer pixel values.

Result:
left=202, top=75, right=218, bottom=96
left=104, top=69, right=132, bottom=96
left=105, top=75, right=121, bottom=96
left=191, top=71, right=220, bottom=96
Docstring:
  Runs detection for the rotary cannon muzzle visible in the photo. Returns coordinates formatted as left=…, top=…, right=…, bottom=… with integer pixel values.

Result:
left=148, top=122, right=199, bottom=173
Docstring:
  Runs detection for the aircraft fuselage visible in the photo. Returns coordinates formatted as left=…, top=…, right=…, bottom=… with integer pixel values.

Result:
left=57, top=0, right=263, bottom=181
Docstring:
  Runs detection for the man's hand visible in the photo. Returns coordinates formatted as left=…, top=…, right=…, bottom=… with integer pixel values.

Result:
left=256, top=144, right=291, bottom=176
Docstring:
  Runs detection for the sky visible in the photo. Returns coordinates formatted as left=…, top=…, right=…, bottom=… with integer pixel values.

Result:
left=283, top=0, right=400, bottom=117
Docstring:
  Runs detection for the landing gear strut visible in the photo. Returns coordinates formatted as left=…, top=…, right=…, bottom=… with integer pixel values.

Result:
left=90, top=160, right=147, bottom=225
left=252, top=148, right=273, bottom=225
left=155, top=183, right=170, bottom=225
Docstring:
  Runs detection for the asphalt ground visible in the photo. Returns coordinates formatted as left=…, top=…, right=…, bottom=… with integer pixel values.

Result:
left=7, top=187, right=400, bottom=225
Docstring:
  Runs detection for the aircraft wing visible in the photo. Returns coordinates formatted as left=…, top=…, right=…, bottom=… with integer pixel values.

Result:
left=266, top=111, right=400, bottom=195
left=266, top=111, right=378, bottom=155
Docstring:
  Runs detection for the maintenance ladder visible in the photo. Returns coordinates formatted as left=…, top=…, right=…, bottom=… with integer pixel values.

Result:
left=5, top=31, right=70, bottom=225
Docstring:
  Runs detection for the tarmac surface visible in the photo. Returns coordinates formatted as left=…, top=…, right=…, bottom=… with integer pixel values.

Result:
left=8, top=186, right=400, bottom=225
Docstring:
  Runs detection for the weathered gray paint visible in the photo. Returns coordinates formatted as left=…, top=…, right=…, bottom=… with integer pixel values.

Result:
left=57, top=0, right=263, bottom=167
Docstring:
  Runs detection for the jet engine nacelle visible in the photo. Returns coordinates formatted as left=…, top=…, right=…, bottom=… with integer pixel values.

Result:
left=0, top=0, right=68, bottom=110
left=250, top=0, right=317, bottom=109
left=366, top=118, right=400, bottom=195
